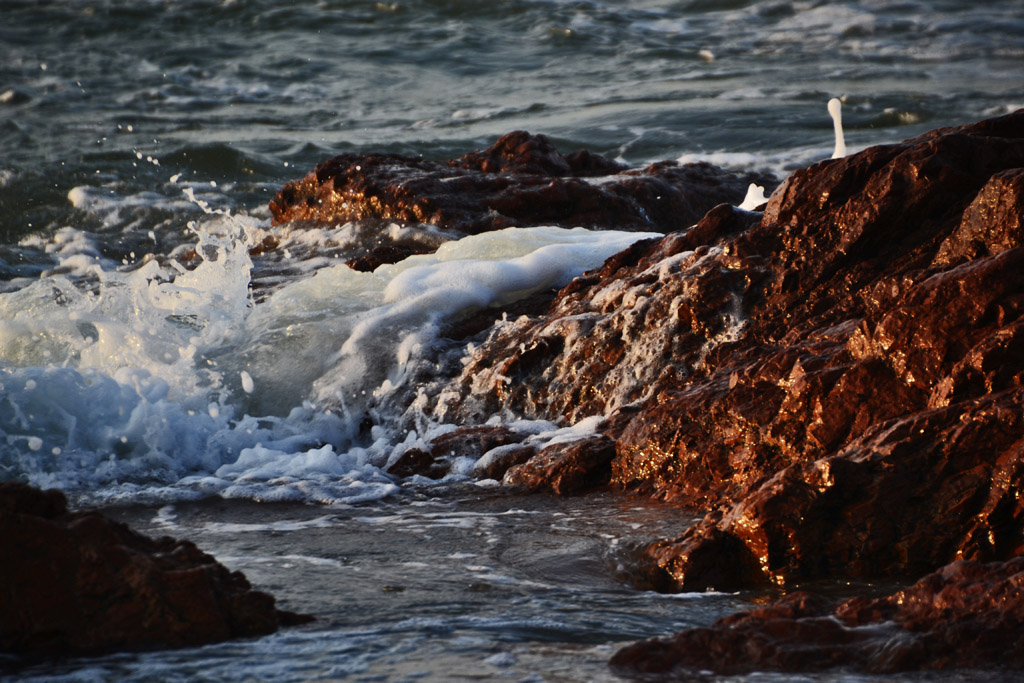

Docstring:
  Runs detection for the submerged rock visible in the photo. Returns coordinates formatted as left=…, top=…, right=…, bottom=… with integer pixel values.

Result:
left=269, top=130, right=776, bottom=240
left=0, top=483, right=310, bottom=657
left=385, top=425, right=526, bottom=480
left=610, top=557, right=1024, bottom=675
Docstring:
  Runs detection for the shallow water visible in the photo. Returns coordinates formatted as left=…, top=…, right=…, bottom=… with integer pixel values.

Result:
left=2, top=0, right=1024, bottom=679
left=3, top=489, right=1001, bottom=683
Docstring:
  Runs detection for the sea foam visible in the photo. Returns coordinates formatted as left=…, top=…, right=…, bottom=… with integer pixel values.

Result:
left=0, top=213, right=657, bottom=505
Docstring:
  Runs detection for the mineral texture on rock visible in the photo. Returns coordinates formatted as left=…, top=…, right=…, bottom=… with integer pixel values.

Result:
left=610, top=557, right=1024, bottom=675
left=0, top=483, right=309, bottom=657
left=269, top=130, right=776, bottom=239
left=431, top=109, right=1024, bottom=595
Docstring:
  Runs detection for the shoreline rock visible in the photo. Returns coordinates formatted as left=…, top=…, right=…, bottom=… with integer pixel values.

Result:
left=0, top=483, right=311, bottom=659
left=269, top=130, right=776, bottom=268
left=274, top=111, right=1024, bottom=674
left=432, top=109, right=1024, bottom=587
left=388, top=111, right=1024, bottom=673
left=610, top=557, right=1024, bottom=675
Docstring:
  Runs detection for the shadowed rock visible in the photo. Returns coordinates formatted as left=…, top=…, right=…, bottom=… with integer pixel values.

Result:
left=0, top=483, right=310, bottom=657
left=385, top=425, right=527, bottom=480
left=611, top=557, right=1024, bottom=675
left=503, top=435, right=617, bottom=496
left=269, top=131, right=776, bottom=241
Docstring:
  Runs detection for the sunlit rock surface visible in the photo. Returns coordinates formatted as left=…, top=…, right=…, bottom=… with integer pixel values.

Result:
left=0, top=483, right=309, bottom=657
left=272, top=111, right=1024, bottom=674
left=436, top=110, right=1024, bottom=596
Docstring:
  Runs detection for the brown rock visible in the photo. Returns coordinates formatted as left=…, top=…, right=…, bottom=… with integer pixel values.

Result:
left=269, top=131, right=776, bottom=238
left=432, top=109, right=1024, bottom=593
left=471, top=444, right=537, bottom=481
left=611, top=557, right=1024, bottom=675
left=504, top=435, right=617, bottom=496
left=385, top=425, right=527, bottom=479
left=345, top=243, right=433, bottom=272
left=0, top=483, right=309, bottom=657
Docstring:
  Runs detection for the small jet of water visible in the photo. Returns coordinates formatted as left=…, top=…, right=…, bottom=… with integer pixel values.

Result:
left=828, top=98, right=847, bottom=159
left=738, top=183, right=767, bottom=211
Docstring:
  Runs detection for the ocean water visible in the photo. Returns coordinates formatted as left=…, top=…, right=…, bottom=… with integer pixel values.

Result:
left=2, top=0, right=1023, bottom=680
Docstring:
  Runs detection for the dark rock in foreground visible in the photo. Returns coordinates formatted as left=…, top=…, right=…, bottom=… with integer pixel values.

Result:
left=0, top=483, right=310, bottom=658
left=611, top=557, right=1024, bottom=675
left=269, top=130, right=776, bottom=239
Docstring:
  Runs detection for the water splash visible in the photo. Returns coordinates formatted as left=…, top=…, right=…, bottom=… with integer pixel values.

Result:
left=829, top=97, right=847, bottom=159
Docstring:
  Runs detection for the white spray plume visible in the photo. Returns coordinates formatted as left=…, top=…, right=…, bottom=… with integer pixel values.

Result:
left=738, top=183, right=768, bottom=211
left=828, top=98, right=847, bottom=159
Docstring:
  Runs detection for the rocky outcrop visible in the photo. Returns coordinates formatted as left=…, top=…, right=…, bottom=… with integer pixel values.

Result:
left=269, top=130, right=776, bottom=241
left=329, top=111, right=1024, bottom=673
left=432, top=109, right=1024, bottom=595
left=0, top=483, right=310, bottom=657
left=610, top=557, right=1024, bottom=675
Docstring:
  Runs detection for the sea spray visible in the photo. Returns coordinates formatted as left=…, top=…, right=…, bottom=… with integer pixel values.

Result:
left=1, top=214, right=658, bottom=504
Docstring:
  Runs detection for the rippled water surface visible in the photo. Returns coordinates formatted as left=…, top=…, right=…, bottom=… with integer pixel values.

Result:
left=2, top=0, right=1023, bottom=680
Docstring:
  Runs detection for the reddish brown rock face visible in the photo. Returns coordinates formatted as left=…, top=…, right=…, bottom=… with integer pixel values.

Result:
left=434, top=109, right=1024, bottom=593
left=0, top=483, right=308, bottom=657
left=610, top=557, right=1024, bottom=675
left=306, top=112, right=1024, bottom=674
left=269, top=130, right=776, bottom=237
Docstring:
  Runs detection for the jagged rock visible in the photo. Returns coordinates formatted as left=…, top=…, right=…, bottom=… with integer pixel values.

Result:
left=0, top=483, right=310, bottom=657
left=269, top=131, right=776, bottom=240
left=610, top=557, right=1024, bottom=675
left=433, top=109, right=1024, bottom=593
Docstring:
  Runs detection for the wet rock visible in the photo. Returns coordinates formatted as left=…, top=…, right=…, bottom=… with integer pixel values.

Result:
left=386, top=447, right=450, bottom=480
left=385, top=425, right=526, bottom=479
left=434, top=203, right=762, bottom=427
left=345, top=243, right=433, bottom=272
left=269, top=131, right=776, bottom=238
left=471, top=443, right=537, bottom=481
left=503, top=435, right=617, bottom=496
left=0, top=483, right=309, bottom=657
left=433, top=109, right=1024, bottom=593
left=610, top=557, right=1024, bottom=675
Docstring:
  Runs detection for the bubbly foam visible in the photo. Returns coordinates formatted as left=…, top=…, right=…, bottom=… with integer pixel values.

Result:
left=0, top=212, right=657, bottom=505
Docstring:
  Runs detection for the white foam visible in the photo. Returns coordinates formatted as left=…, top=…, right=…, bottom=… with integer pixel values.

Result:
left=1, top=219, right=657, bottom=504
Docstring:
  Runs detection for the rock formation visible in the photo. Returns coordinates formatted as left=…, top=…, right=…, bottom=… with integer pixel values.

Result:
left=269, top=130, right=776, bottom=268
left=0, top=483, right=310, bottom=658
left=401, top=110, right=1024, bottom=672
left=435, top=109, right=1024, bottom=586
left=271, top=111, right=1024, bottom=673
